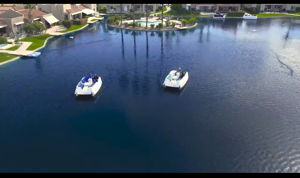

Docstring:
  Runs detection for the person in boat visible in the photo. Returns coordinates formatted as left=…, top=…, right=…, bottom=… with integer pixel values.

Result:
left=92, top=75, right=98, bottom=83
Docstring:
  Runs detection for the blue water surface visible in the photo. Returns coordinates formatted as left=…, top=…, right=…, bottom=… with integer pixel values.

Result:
left=1, top=18, right=300, bottom=172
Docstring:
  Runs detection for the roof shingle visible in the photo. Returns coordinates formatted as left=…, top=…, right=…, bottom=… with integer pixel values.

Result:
left=0, top=9, right=23, bottom=18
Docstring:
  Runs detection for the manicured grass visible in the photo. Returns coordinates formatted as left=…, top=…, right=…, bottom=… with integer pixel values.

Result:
left=254, top=13, right=297, bottom=17
left=59, top=24, right=87, bottom=33
left=20, top=34, right=51, bottom=51
left=0, top=52, right=18, bottom=63
left=290, top=12, right=300, bottom=15
left=6, top=45, right=20, bottom=51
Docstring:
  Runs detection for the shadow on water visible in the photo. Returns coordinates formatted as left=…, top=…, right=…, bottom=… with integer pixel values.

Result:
left=74, top=94, right=101, bottom=103
left=163, top=87, right=186, bottom=96
left=121, top=29, right=125, bottom=59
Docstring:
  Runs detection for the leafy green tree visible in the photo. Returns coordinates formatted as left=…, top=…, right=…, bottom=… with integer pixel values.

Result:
left=0, top=36, right=7, bottom=44
left=181, top=19, right=188, bottom=26
left=62, top=20, right=72, bottom=28
left=97, top=5, right=107, bottom=13
left=23, top=22, right=45, bottom=35
left=188, top=17, right=196, bottom=24
left=171, top=21, right=176, bottom=28
left=157, top=22, right=163, bottom=28
left=130, top=6, right=136, bottom=27
left=170, top=4, right=188, bottom=15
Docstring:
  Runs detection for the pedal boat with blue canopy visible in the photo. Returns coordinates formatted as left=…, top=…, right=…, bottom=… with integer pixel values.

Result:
left=75, top=74, right=102, bottom=96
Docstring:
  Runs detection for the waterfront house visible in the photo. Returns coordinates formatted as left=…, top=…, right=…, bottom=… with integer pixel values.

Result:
left=0, top=9, right=24, bottom=38
left=16, top=9, right=59, bottom=28
left=103, top=4, right=160, bottom=13
left=189, top=4, right=217, bottom=12
left=216, top=4, right=241, bottom=13
left=185, top=4, right=240, bottom=13
left=0, top=19, right=8, bottom=36
left=259, top=4, right=300, bottom=12
left=243, top=4, right=300, bottom=12
left=37, top=4, right=97, bottom=21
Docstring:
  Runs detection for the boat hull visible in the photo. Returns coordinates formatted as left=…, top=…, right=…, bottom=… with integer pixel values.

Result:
left=243, top=15, right=257, bottom=20
left=75, top=78, right=102, bottom=96
left=163, top=71, right=189, bottom=89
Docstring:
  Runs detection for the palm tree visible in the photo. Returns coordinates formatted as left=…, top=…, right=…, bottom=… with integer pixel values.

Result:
left=161, top=4, right=164, bottom=27
left=131, top=4, right=135, bottom=24
left=25, top=4, right=36, bottom=24
left=120, top=4, right=123, bottom=26
left=130, top=4, right=136, bottom=28
left=145, top=4, right=149, bottom=29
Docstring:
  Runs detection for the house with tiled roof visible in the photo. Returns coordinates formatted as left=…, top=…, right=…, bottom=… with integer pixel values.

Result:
left=184, top=4, right=240, bottom=13
left=0, top=9, right=24, bottom=37
left=37, top=4, right=97, bottom=21
left=15, top=8, right=59, bottom=28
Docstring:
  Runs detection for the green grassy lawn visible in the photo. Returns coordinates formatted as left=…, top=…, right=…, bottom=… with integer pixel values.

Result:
left=254, top=13, right=297, bottom=17
left=59, top=24, right=87, bottom=33
left=6, top=45, right=20, bottom=51
left=20, top=34, right=51, bottom=51
left=0, top=52, right=18, bottom=63
left=290, top=12, right=300, bottom=15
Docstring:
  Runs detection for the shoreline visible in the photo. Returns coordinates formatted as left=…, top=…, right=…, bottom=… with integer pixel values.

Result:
left=0, top=24, right=90, bottom=66
left=108, top=23, right=198, bottom=32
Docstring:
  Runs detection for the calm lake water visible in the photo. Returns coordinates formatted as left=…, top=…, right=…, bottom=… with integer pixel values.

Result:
left=1, top=18, right=300, bottom=172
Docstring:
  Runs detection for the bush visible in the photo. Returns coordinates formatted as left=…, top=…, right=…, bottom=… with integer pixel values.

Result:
left=181, top=19, right=188, bottom=26
left=226, top=11, right=245, bottom=17
left=0, top=36, right=7, bottom=44
left=157, top=23, right=163, bottom=28
left=73, top=18, right=87, bottom=25
left=156, top=6, right=167, bottom=12
left=188, top=17, right=196, bottom=25
left=62, top=20, right=72, bottom=28
left=107, top=15, right=120, bottom=25
left=80, top=18, right=87, bottom=25
left=23, top=22, right=45, bottom=35
left=131, top=21, right=138, bottom=27
left=165, top=19, right=170, bottom=27
left=296, top=7, right=300, bottom=12
left=171, top=22, right=176, bottom=28
left=97, top=5, right=107, bottom=13
left=73, top=19, right=81, bottom=25
left=150, top=24, right=155, bottom=29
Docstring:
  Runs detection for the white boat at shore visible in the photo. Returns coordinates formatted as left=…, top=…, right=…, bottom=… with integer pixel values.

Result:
left=163, top=68, right=189, bottom=89
left=75, top=74, right=102, bottom=96
left=243, top=13, right=258, bottom=20
left=26, top=52, right=41, bottom=58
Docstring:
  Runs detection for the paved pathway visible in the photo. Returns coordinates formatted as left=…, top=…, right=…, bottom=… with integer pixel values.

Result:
left=45, top=25, right=65, bottom=36
left=0, top=42, right=34, bottom=56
